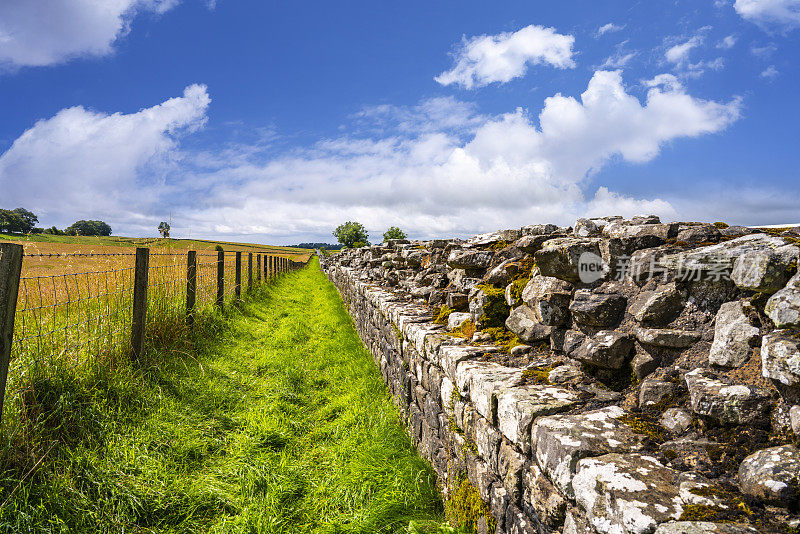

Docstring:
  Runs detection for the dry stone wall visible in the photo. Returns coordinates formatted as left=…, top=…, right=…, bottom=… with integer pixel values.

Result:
left=321, top=217, right=800, bottom=534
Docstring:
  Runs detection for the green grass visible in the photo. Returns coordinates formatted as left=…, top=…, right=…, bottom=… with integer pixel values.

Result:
left=0, top=258, right=448, bottom=533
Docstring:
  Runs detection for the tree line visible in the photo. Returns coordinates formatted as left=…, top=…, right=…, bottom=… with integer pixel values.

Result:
left=333, top=222, right=406, bottom=248
left=0, top=207, right=112, bottom=236
left=293, top=242, right=344, bottom=250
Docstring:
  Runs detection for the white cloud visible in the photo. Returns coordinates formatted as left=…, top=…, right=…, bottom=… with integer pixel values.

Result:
left=435, top=25, right=576, bottom=89
left=0, top=0, right=182, bottom=67
left=643, top=73, right=684, bottom=91
left=586, top=187, right=675, bottom=219
left=674, top=184, right=800, bottom=226
left=760, top=64, right=780, bottom=78
left=351, top=97, right=486, bottom=135
left=0, top=72, right=742, bottom=241
left=600, top=52, right=637, bottom=69
left=686, top=57, right=725, bottom=77
left=717, top=35, right=738, bottom=48
left=0, top=84, right=210, bottom=225
left=665, top=35, right=703, bottom=65
left=596, top=23, right=625, bottom=37
left=751, top=43, right=778, bottom=55
left=177, top=70, right=738, bottom=240
left=734, top=0, right=800, bottom=29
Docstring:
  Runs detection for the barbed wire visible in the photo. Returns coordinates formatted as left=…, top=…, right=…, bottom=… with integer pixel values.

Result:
left=23, top=252, right=136, bottom=258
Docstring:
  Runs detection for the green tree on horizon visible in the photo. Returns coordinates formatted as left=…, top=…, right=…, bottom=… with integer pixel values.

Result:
left=383, top=226, right=407, bottom=241
left=333, top=221, right=369, bottom=248
left=65, top=220, right=112, bottom=236
left=0, top=207, right=38, bottom=234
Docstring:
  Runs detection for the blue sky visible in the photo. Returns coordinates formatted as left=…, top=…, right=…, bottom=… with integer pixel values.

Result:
left=1, top=0, right=798, bottom=244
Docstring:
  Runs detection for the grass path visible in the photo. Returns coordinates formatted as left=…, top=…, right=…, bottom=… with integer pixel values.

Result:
left=1, top=258, right=444, bottom=533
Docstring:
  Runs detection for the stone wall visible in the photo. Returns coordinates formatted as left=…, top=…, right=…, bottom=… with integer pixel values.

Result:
left=321, top=217, right=800, bottom=534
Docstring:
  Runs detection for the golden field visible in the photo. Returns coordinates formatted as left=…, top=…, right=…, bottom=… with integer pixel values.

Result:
left=1, top=234, right=312, bottom=360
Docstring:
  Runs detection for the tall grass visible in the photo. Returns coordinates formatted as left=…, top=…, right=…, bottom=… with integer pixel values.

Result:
left=0, top=258, right=452, bottom=533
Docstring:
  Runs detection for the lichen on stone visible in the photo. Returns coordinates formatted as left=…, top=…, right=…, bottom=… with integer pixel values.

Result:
left=508, top=257, right=537, bottom=301
left=434, top=305, right=454, bottom=325
left=445, top=477, right=496, bottom=533
left=482, top=326, right=523, bottom=352
left=618, top=412, right=667, bottom=444
left=392, top=323, right=403, bottom=341
left=447, top=319, right=476, bottom=339
left=474, top=284, right=510, bottom=329
left=522, top=364, right=558, bottom=385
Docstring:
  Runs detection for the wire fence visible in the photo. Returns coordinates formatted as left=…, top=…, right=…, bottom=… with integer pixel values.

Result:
left=13, top=265, right=134, bottom=368
left=0, top=245, right=310, bottom=426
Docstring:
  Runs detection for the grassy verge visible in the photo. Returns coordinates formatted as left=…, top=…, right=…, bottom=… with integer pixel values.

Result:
left=0, top=258, right=448, bottom=533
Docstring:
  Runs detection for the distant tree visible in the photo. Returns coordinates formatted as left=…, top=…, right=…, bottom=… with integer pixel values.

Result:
left=158, top=221, right=171, bottom=238
left=65, top=220, right=112, bottom=236
left=0, top=207, right=38, bottom=233
left=215, top=244, right=224, bottom=252
left=30, top=227, right=44, bottom=234
left=383, top=226, right=407, bottom=241
left=293, top=242, right=343, bottom=250
left=43, top=226, right=63, bottom=235
left=0, top=210, right=22, bottom=233
left=13, top=208, right=38, bottom=233
left=333, top=221, right=369, bottom=248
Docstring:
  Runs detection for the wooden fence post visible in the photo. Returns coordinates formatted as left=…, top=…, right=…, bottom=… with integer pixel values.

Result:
left=235, top=252, right=242, bottom=300
left=248, top=253, right=253, bottom=291
left=256, top=254, right=261, bottom=283
left=216, top=250, right=224, bottom=310
left=131, top=247, right=150, bottom=360
left=0, top=243, right=23, bottom=427
left=268, top=255, right=273, bottom=278
left=186, top=250, right=196, bottom=326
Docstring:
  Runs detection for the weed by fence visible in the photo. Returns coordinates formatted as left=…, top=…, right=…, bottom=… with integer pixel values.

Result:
left=0, top=243, right=308, bottom=427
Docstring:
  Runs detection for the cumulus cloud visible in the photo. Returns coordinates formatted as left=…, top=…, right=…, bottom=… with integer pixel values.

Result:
left=435, top=25, right=576, bottom=89
left=0, top=72, right=742, bottom=241
left=734, top=0, right=800, bottom=29
left=177, top=70, right=739, bottom=240
left=596, top=23, right=625, bottom=37
left=0, top=0, right=181, bottom=67
left=0, top=84, right=210, bottom=225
